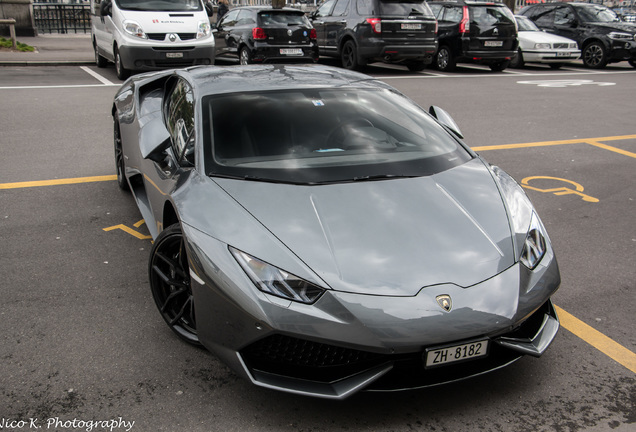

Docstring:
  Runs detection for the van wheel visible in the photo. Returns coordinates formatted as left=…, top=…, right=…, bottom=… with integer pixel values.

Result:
left=435, top=46, right=456, bottom=72
left=582, top=42, right=607, bottom=69
left=114, top=47, right=130, bottom=80
left=341, top=40, right=361, bottom=71
left=94, top=42, right=107, bottom=68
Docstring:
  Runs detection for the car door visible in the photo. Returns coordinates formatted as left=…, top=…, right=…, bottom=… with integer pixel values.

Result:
left=214, top=9, right=240, bottom=56
left=323, top=0, right=350, bottom=52
left=311, top=0, right=336, bottom=53
left=552, top=5, right=580, bottom=44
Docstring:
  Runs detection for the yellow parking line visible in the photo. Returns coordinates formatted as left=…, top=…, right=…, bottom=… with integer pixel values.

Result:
left=0, top=175, right=117, bottom=190
left=473, top=134, right=636, bottom=152
left=584, top=140, right=636, bottom=159
left=555, top=305, right=636, bottom=374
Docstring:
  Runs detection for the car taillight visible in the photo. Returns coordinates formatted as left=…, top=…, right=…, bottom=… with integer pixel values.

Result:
left=252, top=27, right=266, bottom=40
left=460, top=6, right=470, bottom=34
left=366, top=18, right=381, bottom=34
left=310, top=28, right=317, bottom=40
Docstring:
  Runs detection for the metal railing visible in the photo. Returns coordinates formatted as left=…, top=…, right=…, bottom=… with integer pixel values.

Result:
left=33, top=3, right=91, bottom=34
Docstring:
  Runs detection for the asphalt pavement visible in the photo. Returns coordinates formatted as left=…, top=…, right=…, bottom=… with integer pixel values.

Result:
left=0, top=33, right=94, bottom=66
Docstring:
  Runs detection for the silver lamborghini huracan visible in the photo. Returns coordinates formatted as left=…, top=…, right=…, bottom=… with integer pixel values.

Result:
left=112, top=64, right=561, bottom=399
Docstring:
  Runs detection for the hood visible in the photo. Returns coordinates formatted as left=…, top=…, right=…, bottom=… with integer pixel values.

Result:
left=518, top=31, right=577, bottom=45
left=215, top=159, right=515, bottom=296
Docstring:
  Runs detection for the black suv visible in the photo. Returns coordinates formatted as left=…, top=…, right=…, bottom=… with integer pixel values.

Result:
left=309, top=0, right=438, bottom=71
left=427, top=0, right=518, bottom=71
left=519, top=2, right=636, bottom=69
left=213, top=6, right=319, bottom=65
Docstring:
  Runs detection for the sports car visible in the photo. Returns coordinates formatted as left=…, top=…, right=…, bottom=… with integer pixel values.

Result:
left=112, top=64, right=561, bottom=399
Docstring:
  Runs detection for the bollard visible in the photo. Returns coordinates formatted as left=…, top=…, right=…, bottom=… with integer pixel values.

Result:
left=0, top=18, right=17, bottom=49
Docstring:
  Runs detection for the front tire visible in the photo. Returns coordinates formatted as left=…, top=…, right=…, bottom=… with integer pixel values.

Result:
left=435, top=45, right=456, bottom=72
left=149, top=224, right=201, bottom=346
left=582, top=42, right=608, bottom=69
left=94, top=41, right=107, bottom=68
left=239, top=46, right=252, bottom=65
left=114, top=47, right=130, bottom=80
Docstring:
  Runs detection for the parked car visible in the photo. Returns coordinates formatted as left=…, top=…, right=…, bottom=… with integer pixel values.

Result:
left=612, top=6, right=636, bottom=23
left=90, top=0, right=215, bottom=80
left=112, top=64, right=561, bottom=399
left=427, top=0, right=518, bottom=72
left=309, top=0, right=438, bottom=71
left=519, top=2, right=636, bottom=69
left=511, top=15, right=580, bottom=69
left=213, top=6, right=319, bottom=65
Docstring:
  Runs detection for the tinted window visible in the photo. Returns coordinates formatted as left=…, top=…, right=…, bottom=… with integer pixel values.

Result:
left=574, top=4, right=621, bottom=23
left=469, top=6, right=515, bottom=26
left=356, top=0, right=373, bottom=15
left=259, top=11, right=310, bottom=26
left=554, top=6, right=574, bottom=26
left=379, top=0, right=435, bottom=18
left=220, top=9, right=239, bottom=26
left=529, top=6, right=555, bottom=27
left=236, top=10, right=256, bottom=26
left=316, top=0, right=335, bottom=17
left=204, top=89, right=471, bottom=184
left=442, top=6, right=463, bottom=23
left=332, top=0, right=350, bottom=17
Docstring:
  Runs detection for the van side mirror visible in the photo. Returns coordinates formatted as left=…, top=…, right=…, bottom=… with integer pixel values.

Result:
left=100, top=0, right=112, bottom=17
left=429, top=106, right=464, bottom=139
left=140, top=116, right=172, bottom=163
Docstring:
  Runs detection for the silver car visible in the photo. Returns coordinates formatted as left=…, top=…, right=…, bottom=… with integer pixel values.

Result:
left=112, top=64, right=561, bottom=399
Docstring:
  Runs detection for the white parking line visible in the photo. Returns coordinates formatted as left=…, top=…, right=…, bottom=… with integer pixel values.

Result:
left=80, top=66, right=115, bottom=86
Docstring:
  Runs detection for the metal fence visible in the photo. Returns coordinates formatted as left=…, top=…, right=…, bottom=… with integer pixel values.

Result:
left=33, top=3, right=91, bottom=34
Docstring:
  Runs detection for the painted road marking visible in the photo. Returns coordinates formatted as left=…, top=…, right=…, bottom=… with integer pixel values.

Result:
left=80, top=65, right=115, bottom=86
left=0, top=175, right=117, bottom=189
left=517, top=79, right=616, bottom=87
left=103, top=219, right=151, bottom=240
left=521, top=176, right=599, bottom=203
left=555, top=306, right=636, bottom=374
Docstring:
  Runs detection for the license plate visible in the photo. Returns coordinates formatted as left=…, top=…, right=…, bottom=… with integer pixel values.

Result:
left=556, top=52, right=571, bottom=57
left=484, top=41, right=503, bottom=47
left=166, top=52, right=184, bottom=59
left=401, top=23, right=422, bottom=30
left=280, top=48, right=303, bottom=56
left=425, top=340, right=488, bottom=368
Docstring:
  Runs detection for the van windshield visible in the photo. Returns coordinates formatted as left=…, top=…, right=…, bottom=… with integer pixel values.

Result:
left=115, top=0, right=203, bottom=12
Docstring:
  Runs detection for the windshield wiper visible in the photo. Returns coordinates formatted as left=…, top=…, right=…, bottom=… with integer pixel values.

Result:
left=352, top=174, right=419, bottom=182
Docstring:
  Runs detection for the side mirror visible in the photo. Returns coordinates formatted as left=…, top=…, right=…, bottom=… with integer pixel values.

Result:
left=140, top=116, right=172, bottom=162
left=429, top=106, right=464, bottom=139
left=100, top=0, right=112, bottom=17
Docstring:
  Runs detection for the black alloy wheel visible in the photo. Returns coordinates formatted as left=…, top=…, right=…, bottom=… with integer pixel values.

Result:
left=435, top=46, right=456, bottom=72
left=114, top=119, right=129, bottom=192
left=149, top=224, right=201, bottom=346
left=341, top=40, right=361, bottom=71
left=582, top=42, right=608, bottom=69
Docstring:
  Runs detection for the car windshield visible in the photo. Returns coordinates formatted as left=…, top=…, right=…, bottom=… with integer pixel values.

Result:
left=203, top=88, right=471, bottom=184
left=258, top=11, right=310, bottom=26
left=379, top=0, right=436, bottom=18
left=470, top=6, right=515, bottom=26
left=515, top=15, right=540, bottom=31
left=574, top=5, right=621, bottom=23
left=115, top=0, right=203, bottom=12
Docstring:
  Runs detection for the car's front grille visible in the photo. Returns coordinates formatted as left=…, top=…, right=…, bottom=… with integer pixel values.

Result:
left=553, top=43, right=569, bottom=49
left=147, top=33, right=197, bottom=41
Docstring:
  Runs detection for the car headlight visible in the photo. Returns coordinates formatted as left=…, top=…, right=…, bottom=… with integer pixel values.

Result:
left=197, top=20, right=211, bottom=39
left=534, top=43, right=551, bottom=49
left=520, top=212, right=547, bottom=270
left=569, top=42, right=578, bottom=49
left=230, top=247, right=325, bottom=304
left=123, top=20, right=147, bottom=39
left=608, top=31, right=634, bottom=40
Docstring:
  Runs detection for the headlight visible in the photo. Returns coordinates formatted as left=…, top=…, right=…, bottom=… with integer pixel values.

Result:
left=123, top=20, right=147, bottom=39
left=608, top=31, right=634, bottom=40
left=534, top=43, right=551, bottom=49
left=520, top=213, right=547, bottom=270
left=230, top=247, right=325, bottom=304
left=569, top=42, right=578, bottom=49
left=197, top=20, right=211, bottom=39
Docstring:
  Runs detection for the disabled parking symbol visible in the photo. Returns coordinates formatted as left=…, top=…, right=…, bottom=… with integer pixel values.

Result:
left=521, top=176, right=599, bottom=203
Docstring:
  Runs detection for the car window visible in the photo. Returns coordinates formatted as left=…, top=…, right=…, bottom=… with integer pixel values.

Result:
left=515, top=15, right=539, bottom=32
left=315, top=0, right=336, bottom=17
left=469, top=6, right=515, bottom=26
left=554, top=6, right=574, bottom=26
left=332, top=0, right=350, bottom=17
left=165, top=78, right=195, bottom=166
left=259, top=11, right=310, bottom=26
left=574, top=4, right=621, bottom=23
left=428, top=3, right=442, bottom=19
left=219, top=9, right=239, bottom=27
left=442, top=6, right=463, bottom=24
left=529, top=6, right=556, bottom=27
left=236, top=10, right=255, bottom=26
left=203, top=88, right=471, bottom=184
left=356, top=0, right=374, bottom=15
left=379, top=0, right=435, bottom=18
left=117, top=0, right=203, bottom=12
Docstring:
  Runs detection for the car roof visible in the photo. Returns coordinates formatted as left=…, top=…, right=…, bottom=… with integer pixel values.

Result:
left=233, top=6, right=307, bottom=12
left=178, top=64, right=388, bottom=96
left=427, top=0, right=508, bottom=6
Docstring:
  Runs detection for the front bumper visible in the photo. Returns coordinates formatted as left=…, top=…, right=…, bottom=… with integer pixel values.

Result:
left=608, top=39, right=636, bottom=62
left=118, top=44, right=215, bottom=71
left=522, top=49, right=581, bottom=63
left=186, top=222, right=561, bottom=399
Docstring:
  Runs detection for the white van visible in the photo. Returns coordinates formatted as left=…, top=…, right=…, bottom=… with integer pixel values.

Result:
left=91, top=0, right=215, bottom=80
